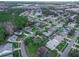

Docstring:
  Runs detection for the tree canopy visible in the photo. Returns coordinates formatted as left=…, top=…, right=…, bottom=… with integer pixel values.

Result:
left=15, top=16, right=28, bottom=29
left=0, top=11, right=28, bottom=30
left=0, top=27, right=8, bottom=44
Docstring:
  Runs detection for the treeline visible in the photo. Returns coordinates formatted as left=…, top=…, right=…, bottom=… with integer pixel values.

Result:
left=0, top=11, right=28, bottom=29
left=0, top=27, right=9, bottom=44
left=0, top=10, right=28, bottom=44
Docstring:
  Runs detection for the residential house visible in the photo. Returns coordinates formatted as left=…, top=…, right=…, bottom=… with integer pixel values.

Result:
left=0, top=3, right=8, bottom=11
left=46, top=35, right=64, bottom=50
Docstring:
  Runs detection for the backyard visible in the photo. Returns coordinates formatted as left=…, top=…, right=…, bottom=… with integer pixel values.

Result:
left=47, top=49, right=59, bottom=57
left=56, top=40, right=68, bottom=52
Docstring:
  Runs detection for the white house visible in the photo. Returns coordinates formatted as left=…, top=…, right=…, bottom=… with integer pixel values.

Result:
left=46, top=35, right=64, bottom=50
left=35, top=8, right=42, bottom=17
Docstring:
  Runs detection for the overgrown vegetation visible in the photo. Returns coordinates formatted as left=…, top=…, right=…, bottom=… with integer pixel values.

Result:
left=0, top=11, right=13, bottom=22
left=7, top=8, right=25, bottom=16
left=0, top=10, right=28, bottom=44
left=24, top=36, right=48, bottom=56
left=0, top=11, right=28, bottom=29
left=0, top=27, right=8, bottom=44
left=15, top=16, right=28, bottom=29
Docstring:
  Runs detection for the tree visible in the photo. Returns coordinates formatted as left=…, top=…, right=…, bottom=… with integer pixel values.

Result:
left=15, top=16, right=28, bottom=29
left=76, top=16, right=79, bottom=26
left=68, top=49, right=79, bottom=57
left=0, top=11, right=12, bottom=22
left=24, top=37, right=33, bottom=45
left=0, top=27, right=8, bottom=44
left=68, top=29, right=75, bottom=37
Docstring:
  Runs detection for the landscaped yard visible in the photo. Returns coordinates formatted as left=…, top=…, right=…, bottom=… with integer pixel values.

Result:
left=56, top=41, right=68, bottom=52
left=47, top=49, right=59, bottom=57
left=27, top=42, right=39, bottom=56
left=51, top=50, right=60, bottom=57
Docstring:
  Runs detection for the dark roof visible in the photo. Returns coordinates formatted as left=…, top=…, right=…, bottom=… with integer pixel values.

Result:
left=37, top=46, right=48, bottom=57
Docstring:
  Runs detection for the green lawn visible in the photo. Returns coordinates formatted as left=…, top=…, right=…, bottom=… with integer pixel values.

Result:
left=47, top=49, right=59, bottom=57
left=51, top=50, right=59, bottom=57
left=25, top=37, right=40, bottom=56
left=56, top=41, right=68, bottom=52
left=27, top=42, right=39, bottom=56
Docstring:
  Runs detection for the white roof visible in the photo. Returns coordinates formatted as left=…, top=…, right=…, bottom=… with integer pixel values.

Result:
left=8, top=35, right=18, bottom=42
left=46, top=39, right=59, bottom=50
left=68, top=23, right=76, bottom=28
left=43, top=31, right=52, bottom=37
left=46, top=35, right=64, bottom=50
left=54, top=35, right=64, bottom=42
left=66, top=8, right=79, bottom=12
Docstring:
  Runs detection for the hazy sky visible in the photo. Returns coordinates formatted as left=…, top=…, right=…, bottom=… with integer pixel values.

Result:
left=0, top=0, right=79, bottom=1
